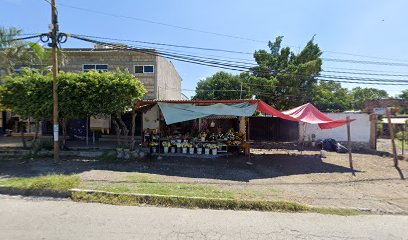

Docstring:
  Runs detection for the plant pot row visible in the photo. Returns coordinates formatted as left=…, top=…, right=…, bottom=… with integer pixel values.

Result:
left=151, top=147, right=218, bottom=155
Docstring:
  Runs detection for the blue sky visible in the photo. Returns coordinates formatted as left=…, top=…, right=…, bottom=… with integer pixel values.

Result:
left=2, top=0, right=408, bottom=98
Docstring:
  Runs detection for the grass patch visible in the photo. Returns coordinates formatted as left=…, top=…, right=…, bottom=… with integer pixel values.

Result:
left=85, top=182, right=235, bottom=199
left=312, top=207, right=361, bottom=216
left=126, top=173, right=158, bottom=183
left=71, top=190, right=309, bottom=212
left=0, top=174, right=81, bottom=192
left=71, top=190, right=363, bottom=216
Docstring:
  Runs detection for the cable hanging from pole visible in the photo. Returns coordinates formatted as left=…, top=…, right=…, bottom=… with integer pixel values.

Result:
left=70, top=34, right=408, bottom=86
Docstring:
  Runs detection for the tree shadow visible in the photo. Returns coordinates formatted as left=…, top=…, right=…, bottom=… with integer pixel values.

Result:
left=0, top=152, right=359, bottom=182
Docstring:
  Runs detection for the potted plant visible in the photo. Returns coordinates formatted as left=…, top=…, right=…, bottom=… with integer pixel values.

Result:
left=198, top=132, right=207, bottom=142
left=204, top=144, right=210, bottom=155
left=162, top=141, right=171, bottom=154
left=170, top=140, right=177, bottom=153
left=196, top=143, right=203, bottom=154
left=176, top=142, right=183, bottom=153
left=210, top=144, right=218, bottom=155
left=182, top=143, right=188, bottom=154
left=186, top=143, right=194, bottom=154
left=149, top=142, right=158, bottom=153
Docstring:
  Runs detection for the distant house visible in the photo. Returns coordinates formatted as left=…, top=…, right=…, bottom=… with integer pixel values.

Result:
left=363, top=99, right=408, bottom=113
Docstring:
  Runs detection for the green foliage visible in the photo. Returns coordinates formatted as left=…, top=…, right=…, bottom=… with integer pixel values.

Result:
left=0, top=69, right=147, bottom=120
left=312, top=81, right=352, bottom=112
left=351, top=87, right=388, bottom=110
left=193, top=71, right=250, bottom=100
left=59, top=70, right=147, bottom=118
left=399, top=89, right=408, bottom=99
left=0, top=69, right=53, bottom=119
left=0, top=174, right=81, bottom=192
left=249, top=36, right=322, bottom=109
left=0, top=26, right=60, bottom=75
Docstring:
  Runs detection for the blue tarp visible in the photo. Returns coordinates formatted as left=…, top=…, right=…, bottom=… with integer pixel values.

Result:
left=157, top=102, right=258, bottom=125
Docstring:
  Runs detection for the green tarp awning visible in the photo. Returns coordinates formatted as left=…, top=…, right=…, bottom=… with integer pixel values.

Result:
left=157, top=102, right=258, bottom=125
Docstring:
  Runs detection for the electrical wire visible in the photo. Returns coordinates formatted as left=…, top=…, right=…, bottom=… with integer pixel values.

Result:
left=69, top=35, right=408, bottom=86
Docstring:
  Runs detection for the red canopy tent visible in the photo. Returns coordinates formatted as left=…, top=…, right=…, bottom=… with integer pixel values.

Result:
left=250, top=100, right=352, bottom=129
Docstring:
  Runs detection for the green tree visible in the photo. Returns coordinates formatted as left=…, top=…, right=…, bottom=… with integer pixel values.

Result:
left=0, top=69, right=147, bottom=148
left=193, top=71, right=250, bottom=100
left=312, top=81, right=352, bottom=112
left=399, top=89, right=408, bottom=99
left=350, top=87, right=388, bottom=110
left=0, top=26, right=64, bottom=76
left=249, top=36, right=322, bottom=110
left=0, top=26, right=33, bottom=75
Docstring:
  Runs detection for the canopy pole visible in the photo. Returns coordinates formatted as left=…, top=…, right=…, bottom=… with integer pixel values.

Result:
left=386, top=107, right=404, bottom=179
left=346, top=116, right=355, bottom=176
left=300, top=123, right=306, bottom=153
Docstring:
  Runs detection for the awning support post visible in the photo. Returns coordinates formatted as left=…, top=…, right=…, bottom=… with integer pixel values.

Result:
left=346, top=116, right=355, bottom=176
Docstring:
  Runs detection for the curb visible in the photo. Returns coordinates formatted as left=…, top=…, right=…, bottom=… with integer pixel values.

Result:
left=0, top=185, right=70, bottom=198
left=2, top=186, right=399, bottom=215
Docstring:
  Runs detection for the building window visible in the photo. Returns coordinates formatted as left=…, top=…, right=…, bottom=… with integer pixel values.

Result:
left=83, top=64, right=108, bottom=72
left=134, top=65, right=154, bottom=73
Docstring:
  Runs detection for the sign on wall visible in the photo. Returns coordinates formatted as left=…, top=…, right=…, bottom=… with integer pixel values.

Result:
left=373, top=108, right=386, bottom=115
left=90, top=115, right=111, bottom=131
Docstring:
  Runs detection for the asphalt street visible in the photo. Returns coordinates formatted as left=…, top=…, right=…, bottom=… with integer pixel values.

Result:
left=0, top=194, right=407, bottom=240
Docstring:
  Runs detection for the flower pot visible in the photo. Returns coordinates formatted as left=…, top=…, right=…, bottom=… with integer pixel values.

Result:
left=182, top=147, right=188, bottom=154
left=212, top=149, right=217, bottom=155
left=171, top=147, right=176, bottom=153
left=205, top=148, right=210, bottom=155
left=189, top=147, right=195, bottom=154
left=201, top=137, right=205, bottom=142
left=197, top=148, right=202, bottom=154
left=163, top=147, right=169, bottom=154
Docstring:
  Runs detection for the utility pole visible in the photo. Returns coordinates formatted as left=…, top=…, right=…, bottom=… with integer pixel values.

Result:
left=51, top=0, right=59, bottom=162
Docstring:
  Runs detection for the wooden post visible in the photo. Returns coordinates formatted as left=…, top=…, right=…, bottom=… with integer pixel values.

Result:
left=386, top=107, right=404, bottom=179
left=369, top=113, right=377, bottom=150
left=247, top=117, right=251, bottom=141
left=346, top=116, right=355, bottom=176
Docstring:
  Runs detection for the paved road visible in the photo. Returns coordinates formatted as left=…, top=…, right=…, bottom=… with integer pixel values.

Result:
left=0, top=195, right=407, bottom=240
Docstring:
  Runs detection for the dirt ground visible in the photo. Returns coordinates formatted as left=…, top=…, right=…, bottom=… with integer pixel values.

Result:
left=1, top=142, right=407, bottom=214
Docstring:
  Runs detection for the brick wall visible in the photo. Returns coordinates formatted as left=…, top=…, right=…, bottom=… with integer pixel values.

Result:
left=61, top=49, right=158, bottom=99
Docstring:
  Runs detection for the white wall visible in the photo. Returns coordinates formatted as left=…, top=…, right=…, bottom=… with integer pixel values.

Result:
left=156, top=56, right=182, bottom=100
left=143, top=105, right=160, bottom=130
left=300, top=113, right=370, bottom=142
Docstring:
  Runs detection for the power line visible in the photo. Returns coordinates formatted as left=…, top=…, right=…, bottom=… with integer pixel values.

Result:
left=58, top=4, right=408, bottom=63
left=72, top=34, right=254, bottom=55
left=58, top=3, right=265, bottom=43
left=0, top=34, right=42, bottom=43
left=70, top=35, right=408, bottom=86
left=322, top=58, right=408, bottom=67
left=73, top=34, right=408, bottom=70
left=322, top=50, right=408, bottom=63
